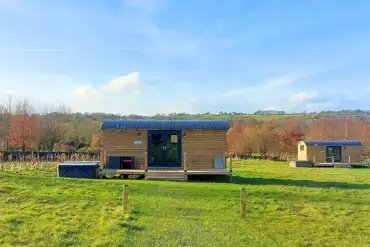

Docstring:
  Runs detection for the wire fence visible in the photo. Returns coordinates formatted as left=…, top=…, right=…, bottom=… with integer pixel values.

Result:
left=0, top=151, right=100, bottom=163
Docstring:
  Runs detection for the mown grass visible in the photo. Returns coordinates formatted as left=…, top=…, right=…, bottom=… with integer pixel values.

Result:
left=1, top=160, right=370, bottom=246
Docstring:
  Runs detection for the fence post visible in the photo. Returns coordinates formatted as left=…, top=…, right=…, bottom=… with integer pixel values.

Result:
left=348, top=156, right=351, bottom=164
left=313, top=156, right=316, bottom=163
left=123, top=184, right=128, bottom=214
left=240, top=188, right=246, bottom=218
left=332, top=156, right=334, bottom=164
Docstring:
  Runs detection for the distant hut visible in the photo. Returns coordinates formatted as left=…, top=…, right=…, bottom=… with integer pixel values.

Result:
left=297, top=140, right=362, bottom=163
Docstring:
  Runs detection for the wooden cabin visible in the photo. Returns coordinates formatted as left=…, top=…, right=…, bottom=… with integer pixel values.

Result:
left=100, top=120, right=232, bottom=180
left=297, top=140, right=363, bottom=164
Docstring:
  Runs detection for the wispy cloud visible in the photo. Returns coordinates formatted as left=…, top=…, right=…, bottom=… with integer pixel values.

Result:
left=220, top=70, right=322, bottom=100
left=1, top=0, right=370, bottom=114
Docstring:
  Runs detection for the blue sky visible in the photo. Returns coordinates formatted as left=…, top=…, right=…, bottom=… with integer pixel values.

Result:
left=1, top=0, right=370, bottom=115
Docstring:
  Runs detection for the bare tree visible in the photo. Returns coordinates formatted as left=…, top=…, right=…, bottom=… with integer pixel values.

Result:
left=0, top=95, right=13, bottom=150
left=37, top=103, right=70, bottom=151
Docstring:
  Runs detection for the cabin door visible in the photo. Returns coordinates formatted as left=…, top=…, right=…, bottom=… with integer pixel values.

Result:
left=148, top=130, right=182, bottom=168
left=326, top=146, right=342, bottom=162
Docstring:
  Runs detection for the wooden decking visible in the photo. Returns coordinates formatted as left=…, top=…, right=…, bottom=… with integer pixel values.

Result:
left=101, top=168, right=232, bottom=175
left=314, top=163, right=369, bottom=168
left=100, top=168, right=232, bottom=181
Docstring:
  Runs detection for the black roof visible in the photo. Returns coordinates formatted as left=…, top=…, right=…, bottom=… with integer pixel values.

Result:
left=301, top=140, right=362, bottom=146
left=101, top=120, right=230, bottom=130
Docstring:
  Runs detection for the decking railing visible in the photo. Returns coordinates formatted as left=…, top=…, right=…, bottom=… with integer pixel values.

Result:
left=312, top=155, right=354, bottom=164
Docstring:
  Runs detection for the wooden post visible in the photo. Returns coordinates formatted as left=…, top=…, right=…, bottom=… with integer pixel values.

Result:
left=144, top=152, right=148, bottom=171
left=184, top=152, right=187, bottom=171
left=240, top=188, right=246, bottom=217
left=313, top=156, right=316, bottom=163
left=229, top=153, right=232, bottom=172
left=100, top=150, right=104, bottom=168
left=348, top=156, right=351, bottom=164
left=123, top=184, right=128, bottom=214
left=332, top=156, right=334, bottom=164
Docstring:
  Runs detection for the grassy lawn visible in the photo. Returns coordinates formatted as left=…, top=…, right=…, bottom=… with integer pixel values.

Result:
left=1, top=160, right=370, bottom=247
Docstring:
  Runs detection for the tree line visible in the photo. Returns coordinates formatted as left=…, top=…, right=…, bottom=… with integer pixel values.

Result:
left=0, top=97, right=103, bottom=152
left=1, top=97, right=370, bottom=159
left=227, top=116, right=370, bottom=159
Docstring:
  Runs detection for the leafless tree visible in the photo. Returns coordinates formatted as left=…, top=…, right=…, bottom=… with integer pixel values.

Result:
left=37, top=103, right=71, bottom=151
left=0, top=95, right=13, bottom=150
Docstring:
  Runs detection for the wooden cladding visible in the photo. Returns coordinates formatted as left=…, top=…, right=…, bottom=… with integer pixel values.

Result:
left=102, top=129, right=228, bottom=169
left=305, top=145, right=362, bottom=163
left=102, top=129, right=147, bottom=169
left=182, top=130, right=227, bottom=169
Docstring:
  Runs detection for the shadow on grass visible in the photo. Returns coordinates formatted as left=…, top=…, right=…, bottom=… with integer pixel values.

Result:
left=119, top=209, right=145, bottom=233
left=232, top=176, right=370, bottom=189
left=119, top=223, right=144, bottom=232
left=187, top=175, right=231, bottom=183
left=187, top=175, right=370, bottom=190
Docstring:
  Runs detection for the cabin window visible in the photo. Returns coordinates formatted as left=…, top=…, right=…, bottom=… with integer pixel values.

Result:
left=170, top=135, right=178, bottom=144
left=300, top=145, right=304, bottom=151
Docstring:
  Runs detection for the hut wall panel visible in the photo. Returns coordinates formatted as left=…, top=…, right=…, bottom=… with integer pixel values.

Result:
left=102, top=129, right=147, bottom=169
left=305, top=145, right=363, bottom=163
left=341, top=146, right=362, bottom=163
left=306, top=146, right=326, bottom=163
left=182, top=130, right=227, bottom=169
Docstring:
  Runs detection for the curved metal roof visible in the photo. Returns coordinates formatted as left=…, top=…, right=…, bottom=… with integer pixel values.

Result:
left=302, top=140, right=362, bottom=146
left=101, top=119, right=230, bottom=130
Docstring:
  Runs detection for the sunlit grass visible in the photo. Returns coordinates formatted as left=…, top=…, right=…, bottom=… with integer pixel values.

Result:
left=1, top=160, right=370, bottom=246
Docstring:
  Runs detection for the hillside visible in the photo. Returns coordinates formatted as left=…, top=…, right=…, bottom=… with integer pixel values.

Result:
left=1, top=103, right=370, bottom=156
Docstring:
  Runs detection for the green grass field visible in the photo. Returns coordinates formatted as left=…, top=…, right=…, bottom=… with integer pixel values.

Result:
left=1, top=160, right=370, bottom=247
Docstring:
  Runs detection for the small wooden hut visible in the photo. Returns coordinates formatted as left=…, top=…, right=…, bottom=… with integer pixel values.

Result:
left=297, top=140, right=362, bottom=164
left=100, top=120, right=232, bottom=180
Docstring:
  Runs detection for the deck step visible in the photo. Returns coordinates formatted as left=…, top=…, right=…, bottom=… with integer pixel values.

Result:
left=145, top=172, right=187, bottom=181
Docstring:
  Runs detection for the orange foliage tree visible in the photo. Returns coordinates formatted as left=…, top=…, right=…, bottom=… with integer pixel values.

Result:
left=227, top=122, right=245, bottom=154
left=278, top=120, right=305, bottom=154
left=6, top=114, right=38, bottom=150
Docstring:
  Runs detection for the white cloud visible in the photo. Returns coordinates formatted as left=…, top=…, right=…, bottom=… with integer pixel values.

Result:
left=101, top=72, right=141, bottom=93
left=288, top=91, right=318, bottom=105
left=72, top=72, right=141, bottom=98
left=0, top=72, right=200, bottom=115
